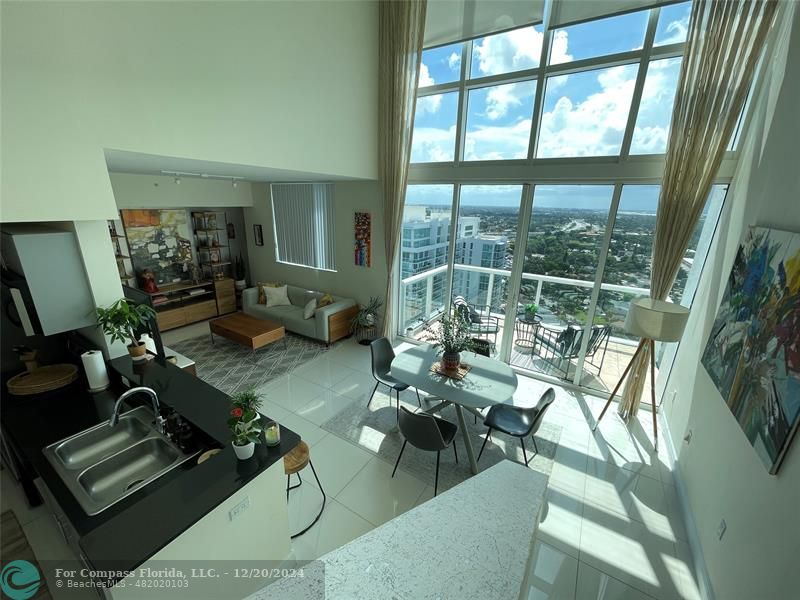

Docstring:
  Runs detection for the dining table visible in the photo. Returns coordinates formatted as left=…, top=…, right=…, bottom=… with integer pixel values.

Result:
left=390, top=343, right=518, bottom=475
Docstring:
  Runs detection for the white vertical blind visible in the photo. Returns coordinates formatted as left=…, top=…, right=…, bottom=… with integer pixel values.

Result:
left=424, top=0, right=545, bottom=47
left=548, top=0, right=678, bottom=28
left=270, top=183, right=336, bottom=271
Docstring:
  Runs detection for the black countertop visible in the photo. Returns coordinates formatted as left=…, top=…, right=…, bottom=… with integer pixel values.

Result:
left=1, top=355, right=299, bottom=573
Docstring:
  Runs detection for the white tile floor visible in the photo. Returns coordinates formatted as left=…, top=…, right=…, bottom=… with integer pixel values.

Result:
left=0, top=335, right=703, bottom=600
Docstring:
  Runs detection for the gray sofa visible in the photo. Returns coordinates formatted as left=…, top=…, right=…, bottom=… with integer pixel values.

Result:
left=242, top=285, right=359, bottom=345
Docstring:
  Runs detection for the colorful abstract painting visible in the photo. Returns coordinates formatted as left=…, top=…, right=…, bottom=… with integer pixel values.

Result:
left=121, top=209, right=193, bottom=284
left=701, top=227, right=800, bottom=474
left=354, top=211, right=371, bottom=267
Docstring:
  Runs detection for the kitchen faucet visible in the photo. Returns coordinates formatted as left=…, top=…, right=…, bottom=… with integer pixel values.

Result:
left=109, top=386, right=166, bottom=434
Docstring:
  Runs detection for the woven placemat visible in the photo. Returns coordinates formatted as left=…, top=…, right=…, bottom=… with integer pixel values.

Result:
left=429, top=361, right=472, bottom=380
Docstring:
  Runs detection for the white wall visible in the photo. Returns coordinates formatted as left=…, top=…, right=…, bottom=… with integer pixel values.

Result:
left=244, top=182, right=387, bottom=310
left=1, top=1, right=378, bottom=223
left=662, top=7, right=799, bottom=600
left=110, top=173, right=254, bottom=210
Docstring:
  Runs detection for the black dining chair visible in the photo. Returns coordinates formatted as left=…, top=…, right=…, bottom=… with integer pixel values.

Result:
left=368, top=337, right=421, bottom=420
left=477, top=387, right=556, bottom=466
left=392, top=406, right=458, bottom=496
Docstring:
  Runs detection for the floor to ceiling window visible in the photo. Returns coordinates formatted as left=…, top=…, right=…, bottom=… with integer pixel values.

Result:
left=399, top=0, right=743, bottom=400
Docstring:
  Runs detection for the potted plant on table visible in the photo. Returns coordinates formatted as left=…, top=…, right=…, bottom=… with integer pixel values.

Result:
left=228, top=390, right=263, bottom=460
left=234, top=254, right=247, bottom=291
left=523, top=303, right=538, bottom=320
left=351, top=296, right=383, bottom=345
left=95, top=299, right=157, bottom=361
left=428, top=313, right=474, bottom=370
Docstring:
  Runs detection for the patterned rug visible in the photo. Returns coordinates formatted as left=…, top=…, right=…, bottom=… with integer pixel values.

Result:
left=322, top=392, right=561, bottom=493
left=170, top=333, right=331, bottom=394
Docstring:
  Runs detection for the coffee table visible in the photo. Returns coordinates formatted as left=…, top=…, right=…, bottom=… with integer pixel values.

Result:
left=209, top=312, right=287, bottom=355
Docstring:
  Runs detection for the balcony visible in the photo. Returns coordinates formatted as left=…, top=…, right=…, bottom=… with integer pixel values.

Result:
left=400, top=264, right=657, bottom=395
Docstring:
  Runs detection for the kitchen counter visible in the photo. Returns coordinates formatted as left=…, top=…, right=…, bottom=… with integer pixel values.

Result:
left=1, top=355, right=299, bottom=575
left=251, top=460, right=548, bottom=600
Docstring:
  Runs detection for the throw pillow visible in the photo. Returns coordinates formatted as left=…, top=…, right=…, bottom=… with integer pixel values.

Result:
left=256, top=281, right=283, bottom=304
left=303, top=298, right=317, bottom=319
left=317, top=293, right=335, bottom=308
left=264, top=285, right=291, bottom=307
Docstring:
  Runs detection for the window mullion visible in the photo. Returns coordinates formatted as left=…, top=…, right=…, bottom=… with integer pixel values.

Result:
left=454, top=42, right=471, bottom=164
left=619, top=7, right=660, bottom=161
left=528, top=0, right=556, bottom=161
left=444, top=184, right=461, bottom=311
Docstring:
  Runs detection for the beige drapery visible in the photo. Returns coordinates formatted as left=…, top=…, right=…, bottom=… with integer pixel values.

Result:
left=379, top=0, right=427, bottom=337
left=619, top=0, right=778, bottom=419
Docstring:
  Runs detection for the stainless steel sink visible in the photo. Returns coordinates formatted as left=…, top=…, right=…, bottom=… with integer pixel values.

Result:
left=43, top=406, right=198, bottom=515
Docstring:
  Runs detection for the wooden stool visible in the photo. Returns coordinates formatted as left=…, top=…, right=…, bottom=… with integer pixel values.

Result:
left=283, top=441, right=326, bottom=539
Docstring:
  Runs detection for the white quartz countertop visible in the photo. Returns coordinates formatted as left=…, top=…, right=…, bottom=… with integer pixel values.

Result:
left=252, top=460, right=548, bottom=600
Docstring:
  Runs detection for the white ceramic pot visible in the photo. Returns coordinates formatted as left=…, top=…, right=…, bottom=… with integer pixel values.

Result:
left=235, top=279, right=247, bottom=291
left=232, top=441, right=255, bottom=460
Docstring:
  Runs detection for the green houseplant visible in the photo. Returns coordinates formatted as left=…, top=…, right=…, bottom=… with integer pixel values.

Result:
left=234, top=254, right=247, bottom=291
left=228, top=390, right=263, bottom=460
left=427, top=313, right=474, bottom=370
left=95, top=299, right=157, bottom=361
left=351, top=296, right=383, bottom=345
left=523, top=302, right=538, bottom=319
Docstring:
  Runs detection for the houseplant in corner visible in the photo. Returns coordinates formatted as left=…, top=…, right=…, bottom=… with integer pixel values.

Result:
left=428, top=312, right=474, bottom=370
left=95, top=298, right=157, bottom=361
left=351, top=296, right=383, bottom=345
left=234, top=254, right=247, bottom=291
left=228, top=390, right=263, bottom=460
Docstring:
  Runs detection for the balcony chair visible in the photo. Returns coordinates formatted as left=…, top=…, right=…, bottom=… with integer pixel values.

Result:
left=452, top=296, right=500, bottom=348
left=477, top=387, right=556, bottom=467
left=368, top=337, right=422, bottom=420
left=533, top=323, right=611, bottom=380
left=392, top=406, right=458, bottom=496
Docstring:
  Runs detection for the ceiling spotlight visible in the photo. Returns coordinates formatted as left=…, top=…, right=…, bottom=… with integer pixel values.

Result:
left=232, top=179, right=238, bottom=189
left=174, top=176, right=181, bottom=185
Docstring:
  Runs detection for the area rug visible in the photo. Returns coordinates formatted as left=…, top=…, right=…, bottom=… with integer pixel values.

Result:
left=170, top=333, right=330, bottom=394
left=322, top=392, right=561, bottom=493
left=1, top=510, right=52, bottom=599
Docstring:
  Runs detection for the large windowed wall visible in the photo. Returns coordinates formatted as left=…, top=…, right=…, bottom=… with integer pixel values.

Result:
left=400, top=0, right=744, bottom=399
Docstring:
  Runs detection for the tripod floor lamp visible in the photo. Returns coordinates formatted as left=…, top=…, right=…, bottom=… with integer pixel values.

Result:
left=593, top=297, right=690, bottom=450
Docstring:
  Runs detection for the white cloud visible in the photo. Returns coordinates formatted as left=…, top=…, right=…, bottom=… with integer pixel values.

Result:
left=419, top=62, right=435, bottom=87
left=448, top=52, right=461, bottom=71
left=630, top=58, right=681, bottom=154
left=464, top=119, right=532, bottom=160
left=659, top=15, right=690, bottom=45
left=411, top=126, right=457, bottom=162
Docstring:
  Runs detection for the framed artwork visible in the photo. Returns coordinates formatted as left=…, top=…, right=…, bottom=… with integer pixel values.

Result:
left=120, top=209, right=193, bottom=283
left=253, top=224, right=264, bottom=246
left=701, top=227, right=800, bottom=474
left=354, top=211, right=371, bottom=267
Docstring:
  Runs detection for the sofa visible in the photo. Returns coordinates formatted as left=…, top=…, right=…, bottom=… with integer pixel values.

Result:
left=242, top=285, right=359, bottom=345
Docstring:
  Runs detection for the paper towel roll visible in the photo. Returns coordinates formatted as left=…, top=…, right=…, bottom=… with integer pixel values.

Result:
left=81, top=350, right=110, bottom=392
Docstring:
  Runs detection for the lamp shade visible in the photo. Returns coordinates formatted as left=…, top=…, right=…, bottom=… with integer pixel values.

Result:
left=623, top=297, right=690, bottom=342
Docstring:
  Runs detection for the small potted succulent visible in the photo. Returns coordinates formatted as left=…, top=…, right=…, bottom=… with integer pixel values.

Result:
left=427, top=313, right=474, bottom=370
left=234, top=254, right=247, bottom=291
left=95, top=299, right=157, bottom=361
left=228, top=390, right=263, bottom=460
left=523, top=302, right=538, bottom=320
left=351, top=296, right=383, bottom=345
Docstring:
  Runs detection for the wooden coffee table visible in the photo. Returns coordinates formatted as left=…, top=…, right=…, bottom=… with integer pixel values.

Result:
left=209, top=312, right=287, bottom=354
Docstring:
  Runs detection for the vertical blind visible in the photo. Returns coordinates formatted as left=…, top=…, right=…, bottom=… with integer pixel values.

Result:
left=270, top=183, right=336, bottom=271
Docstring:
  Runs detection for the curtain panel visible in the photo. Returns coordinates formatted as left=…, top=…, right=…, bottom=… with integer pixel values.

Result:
left=380, top=0, right=427, bottom=337
left=620, top=0, right=779, bottom=419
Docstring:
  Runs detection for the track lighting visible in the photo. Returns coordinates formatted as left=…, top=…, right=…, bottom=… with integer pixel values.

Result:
left=232, top=180, right=238, bottom=189
left=174, top=176, right=181, bottom=185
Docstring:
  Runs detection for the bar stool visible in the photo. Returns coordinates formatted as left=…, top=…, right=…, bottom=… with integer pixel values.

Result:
left=284, top=441, right=326, bottom=539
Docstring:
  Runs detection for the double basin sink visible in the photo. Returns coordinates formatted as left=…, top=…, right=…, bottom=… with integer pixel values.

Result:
left=43, top=406, right=198, bottom=515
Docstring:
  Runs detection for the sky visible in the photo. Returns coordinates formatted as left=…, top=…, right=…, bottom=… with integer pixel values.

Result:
left=410, top=2, right=691, bottom=163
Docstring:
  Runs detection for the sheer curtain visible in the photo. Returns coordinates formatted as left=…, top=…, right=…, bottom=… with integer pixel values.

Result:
left=379, top=0, right=427, bottom=337
left=619, top=0, right=779, bottom=419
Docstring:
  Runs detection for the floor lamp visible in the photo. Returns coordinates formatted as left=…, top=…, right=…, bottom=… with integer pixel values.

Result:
left=593, top=297, right=690, bottom=450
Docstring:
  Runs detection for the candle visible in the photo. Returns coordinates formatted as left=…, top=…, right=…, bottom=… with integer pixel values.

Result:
left=265, top=422, right=280, bottom=447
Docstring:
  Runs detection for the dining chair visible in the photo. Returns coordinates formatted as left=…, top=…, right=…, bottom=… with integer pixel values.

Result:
left=368, top=337, right=421, bottom=420
left=477, top=387, right=556, bottom=466
left=392, top=406, right=458, bottom=496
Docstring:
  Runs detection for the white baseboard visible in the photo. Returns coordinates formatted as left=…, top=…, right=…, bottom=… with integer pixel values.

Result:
left=659, top=413, right=716, bottom=600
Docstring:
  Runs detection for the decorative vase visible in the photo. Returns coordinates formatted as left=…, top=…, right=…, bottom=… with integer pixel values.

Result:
left=232, top=441, right=255, bottom=460
left=128, top=343, right=147, bottom=361
left=235, top=279, right=247, bottom=291
left=442, top=351, right=460, bottom=370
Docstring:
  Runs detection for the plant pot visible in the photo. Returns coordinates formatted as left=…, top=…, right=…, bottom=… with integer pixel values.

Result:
left=232, top=441, right=255, bottom=460
left=442, top=351, right=460, bottom=370
left=525, top=311, right=537, bottom=321
left=235, top=279, right=247, bottom=291
left=128, top=342, right=147, bottom=361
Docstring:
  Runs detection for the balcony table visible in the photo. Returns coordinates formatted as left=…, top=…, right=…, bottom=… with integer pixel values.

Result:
left=391, top=343, right=518, bottom=475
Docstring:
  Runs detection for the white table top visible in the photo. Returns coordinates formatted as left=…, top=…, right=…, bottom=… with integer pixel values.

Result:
left=390, top=343, right=518, bottom=409
left=252, top=461, right=548, bottom=600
